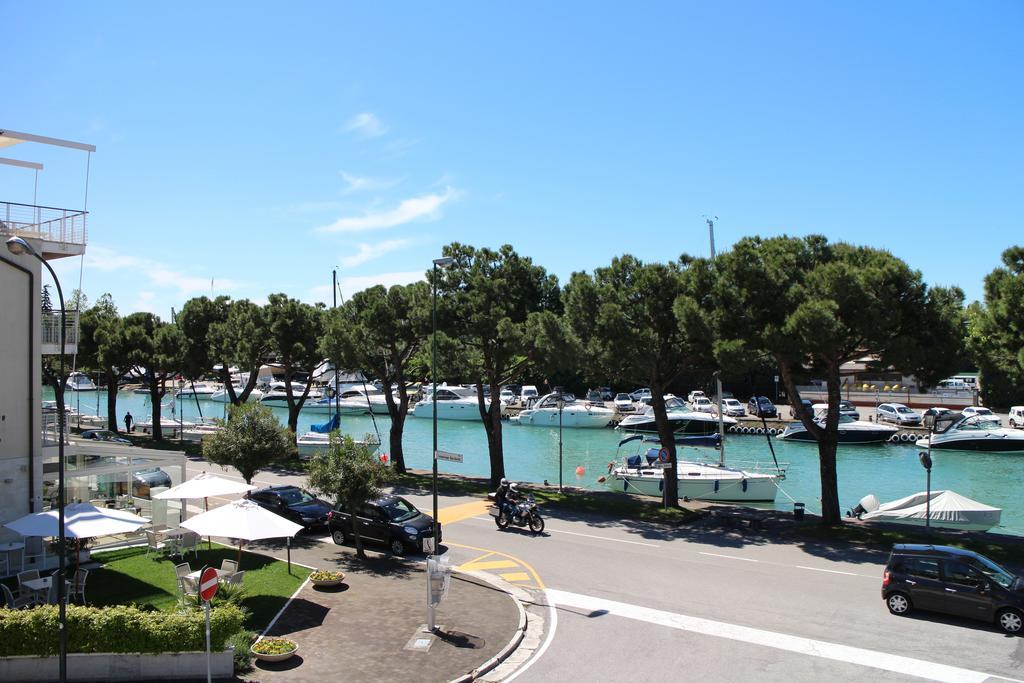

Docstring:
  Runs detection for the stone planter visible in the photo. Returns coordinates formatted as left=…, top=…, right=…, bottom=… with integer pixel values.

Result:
left=250, top=640, right=298, bottom=663
left=310, top=572, right=345, bottom=588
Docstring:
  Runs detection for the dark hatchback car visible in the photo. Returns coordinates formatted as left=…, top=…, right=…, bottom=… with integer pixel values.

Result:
left=247, top=485, right=332, bottom=530
left=747, top=396, right=778, bottom=418
left=328, top=494, right=440, bottom=556
left=79, top=429, right=132, bottom=444
left=883, top=544, right=1024, bottom=634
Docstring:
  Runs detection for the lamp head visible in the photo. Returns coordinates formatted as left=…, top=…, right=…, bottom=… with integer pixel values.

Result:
left=923, top=413, right=937, bottom=430
left=6, top=236, right=36, bottom=257
left=433, top=257, right=455, bottom=268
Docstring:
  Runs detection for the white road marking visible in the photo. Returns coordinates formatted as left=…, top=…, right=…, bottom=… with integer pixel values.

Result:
left=699, top=551, right=759, bottom=562
left=546, top=589, right=1016, bottom=683
left=504, top=590, right=558, bottom=683
left=796, top=565, right=867, bottom=577
left=469, top=516, right=660, bottom=547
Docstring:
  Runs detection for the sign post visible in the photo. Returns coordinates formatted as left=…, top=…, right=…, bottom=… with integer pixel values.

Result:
left=199, top=566, right=219, bottom=683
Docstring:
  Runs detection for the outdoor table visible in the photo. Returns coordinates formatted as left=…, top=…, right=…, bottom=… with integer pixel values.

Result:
left=0, top=541, right=25, bottom=575
left=186, top=568, right=233, bottom=583
left=21, top=576, right=71, bottom=604
left=155, top=528, right=188, bottom=556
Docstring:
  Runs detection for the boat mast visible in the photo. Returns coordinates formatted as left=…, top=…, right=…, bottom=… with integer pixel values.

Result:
left=333, top=269, right=339, bottom=423
left=707, top=217, right=726, bottom=467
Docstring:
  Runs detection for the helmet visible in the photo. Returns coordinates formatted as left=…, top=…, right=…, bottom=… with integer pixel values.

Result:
left=500, top=478, right=508, bottom=486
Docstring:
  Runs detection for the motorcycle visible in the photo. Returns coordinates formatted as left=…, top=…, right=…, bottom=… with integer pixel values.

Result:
left=489, top=493, right=545, bottom=534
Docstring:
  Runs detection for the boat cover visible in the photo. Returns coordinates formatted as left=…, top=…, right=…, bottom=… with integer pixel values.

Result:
left=861, top=490, right=1002, bottom=529
left=311, top=413, right=340, bottom=433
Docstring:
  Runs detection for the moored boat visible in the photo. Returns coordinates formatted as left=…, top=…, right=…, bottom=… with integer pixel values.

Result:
left=915, top=415, right=1024, bottom=453
left=854, top=491, right=1002, bottom=531
left=514, top=393, right=614, bottom=429
left=778, top=413, right=898, bottom=445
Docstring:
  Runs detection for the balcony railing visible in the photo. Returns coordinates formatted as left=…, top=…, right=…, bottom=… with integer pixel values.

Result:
left=0, top=200, right=87, bottom=246
left=41, top=411, right=69, bottom=447
left=41, top=309, right=80, bottom=347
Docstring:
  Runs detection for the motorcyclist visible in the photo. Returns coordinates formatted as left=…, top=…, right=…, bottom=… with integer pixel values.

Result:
left=494, top=478, right=518, bottom=519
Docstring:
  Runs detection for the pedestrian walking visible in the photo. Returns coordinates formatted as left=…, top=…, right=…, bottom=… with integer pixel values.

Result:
left=124, top=411, right=134, bottom=433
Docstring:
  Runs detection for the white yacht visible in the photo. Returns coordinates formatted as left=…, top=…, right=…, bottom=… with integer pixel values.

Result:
left=66, top=372, right=97, bottom=392
left=259, top=381, right=322, bottom=405
left=617, top=397, right=736, bottom=437
left=778, top=412, right=898, bottom=445
left=915, top=414, right=1024, bottom=453
left=412, top=385, right=488, bottom=421
left=210, top=385, right=265, bottom=403
left=175, top=382, right=220, bottom=398
left=607, top=435, right=784, bottom=502
left=513, top=393, right=614, bottom=429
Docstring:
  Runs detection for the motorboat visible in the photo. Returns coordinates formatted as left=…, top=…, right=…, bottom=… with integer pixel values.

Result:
left=778, top=413, right=898, bottom=445
left=135, top=417, right=196, bottom=437
left=513, top=393, right=614, bottom=429
left=175, top=382, right=220, bottom=398
left=66, top=372, right=97, bottom=392
left=412, top=384, right=488, bottom=421
left=210, top=385, right=265, bottom=403
left=337, top=386, right=391, bottom=415
left=617, top=397, right=736, bottom=436
left=606, top=435, right=785, bottom=502
left=300, top=393, right=375, bottom=415
left=259, top=381, right=323, bottom=405
left=296, top=414, right=380, bottom=459
left=854, top=491, right=1002, bottom=532
left=915, top=414, right=1024, bottom=453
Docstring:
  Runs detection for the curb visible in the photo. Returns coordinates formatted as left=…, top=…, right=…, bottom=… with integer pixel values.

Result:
left=449, top=568, right=529, bottom=683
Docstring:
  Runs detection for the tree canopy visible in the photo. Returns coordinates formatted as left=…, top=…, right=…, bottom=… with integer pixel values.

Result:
left=202, top=402, right=293, bottom=483
left=968, top=246, right=1024, bottom=408
left=208, top=299, right=271, bottom=405
left=265, top=293, right=325, bottom=433
left=122, top=312, right=185, bottom=441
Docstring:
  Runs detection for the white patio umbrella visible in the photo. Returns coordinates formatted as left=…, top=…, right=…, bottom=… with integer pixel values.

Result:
left=179, top=499, right=303, bottom=567
left=4, top=502, right=149, bottom=539
left=152, top=472, right=256, bottom=501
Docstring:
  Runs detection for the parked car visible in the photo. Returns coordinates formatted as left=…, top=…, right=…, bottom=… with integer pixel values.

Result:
left=721, top=398, right=745, bottom=417
left=882, top=544, right=1024, bottom=634
left=247, top=485, right=332, bottom=530
left=613, top=393, right=635, bottom=413
left=922, top=406, right=958, bottom=423
left=793, top=398, right=814, bottom=419
left=499, top=388, right=517, bottom=406
left=596, top=387, right=615, bottom=401
left=629, top=388, right=652, bottom=402
left=837, top=400, right=860, bottom=420
left=1010, top=407, right=1024, bottom=429
left=690, top=397, right=714, bottom=413
left=961, top=406, right=1001, bottom=425
left=79, top=429, right=131, bottom=444
left=328, top=494, right=439, bottom=556
left=132, top=468, right=172, bottom=497
left=686, top=390, right=707, bottom=404
left=520, top=385, right=539, bottom=405
left=747, top=396, right=778, bottom=418
left=876, top=403, right=922, bottom=426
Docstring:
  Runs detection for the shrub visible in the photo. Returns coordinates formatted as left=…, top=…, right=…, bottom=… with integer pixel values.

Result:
left=0, top=604, right=246, bottom=656
left=226, top=629, right=256, bottom=672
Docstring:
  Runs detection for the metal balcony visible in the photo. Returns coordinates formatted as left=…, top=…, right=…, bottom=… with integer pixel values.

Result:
left=41, top=308, right=79, bottom=355
left=1, top=200, right=88, bottom=258
left=41, top=411, right=69, bottom=447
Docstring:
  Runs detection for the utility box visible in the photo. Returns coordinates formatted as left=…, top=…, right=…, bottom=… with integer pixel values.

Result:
left=427, top=554, right=451, bottom=607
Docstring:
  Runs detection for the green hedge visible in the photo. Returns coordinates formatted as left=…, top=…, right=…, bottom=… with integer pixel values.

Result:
left=0, top=604, right=246, bottom=656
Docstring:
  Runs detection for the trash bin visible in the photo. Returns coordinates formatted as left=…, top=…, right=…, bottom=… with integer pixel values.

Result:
left=793, top=502, right=805, bottom=521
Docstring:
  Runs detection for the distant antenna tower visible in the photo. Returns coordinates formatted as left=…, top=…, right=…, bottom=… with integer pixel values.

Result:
left=704, top=215, right=719, bottom=258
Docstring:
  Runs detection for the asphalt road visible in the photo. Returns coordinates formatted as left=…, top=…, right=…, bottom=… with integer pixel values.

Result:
left=184, top=458, right=1024, bottom=682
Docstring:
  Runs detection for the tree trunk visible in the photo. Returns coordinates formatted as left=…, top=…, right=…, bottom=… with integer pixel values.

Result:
left=351, top=515, right=365, bottom=558
left=385, top=385, right=408, bottom=474
left=816, top=368, right=843, bottom=524
left=650, top=384, right=678, bottom=507
left=150, top=383, right=163, bottom=442
left=283, top=365, right=312, bottom=434
left=479, top=381, right=505, bottom=487
left=105, top=368, right=119, bottom=432
left=234, top=368, right=261, bottom=406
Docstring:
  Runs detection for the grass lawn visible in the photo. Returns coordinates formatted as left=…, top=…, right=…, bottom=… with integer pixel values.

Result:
left=89, top=544, right=310, bottom=629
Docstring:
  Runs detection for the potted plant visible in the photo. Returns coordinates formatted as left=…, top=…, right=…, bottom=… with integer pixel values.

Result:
left=309, top=569, right=346, bottom=587
left=250, top=637, right=298, bottom=662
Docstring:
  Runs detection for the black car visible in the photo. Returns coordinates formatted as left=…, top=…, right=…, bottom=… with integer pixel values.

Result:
left=79, top=429, right=132, bottom=444
left=327, top=494, right=439, bottom=556
left=747, top=396, right=778, bottom=418
left=882, top=544, right=1024, bottom=634
left=247, top=486, right=332, bottom=530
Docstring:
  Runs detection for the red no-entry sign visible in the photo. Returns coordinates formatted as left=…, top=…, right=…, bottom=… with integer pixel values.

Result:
left=199, top=567, right=219, bottom=602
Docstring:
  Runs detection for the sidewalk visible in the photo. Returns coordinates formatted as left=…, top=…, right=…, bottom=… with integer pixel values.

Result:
left=243, top=538, right=523, bottom=683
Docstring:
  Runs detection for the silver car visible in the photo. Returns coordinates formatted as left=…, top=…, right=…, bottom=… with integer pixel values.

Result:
left=877, top=403, right=922, bottom=426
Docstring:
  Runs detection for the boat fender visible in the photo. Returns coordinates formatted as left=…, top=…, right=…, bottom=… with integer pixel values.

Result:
left=607, top=461, right=615, bottom=474
left=659, top=479, right=664, bottom=492
left=756, top=428, right=764, bottom=435
left=902, top=433, right=913, bottom=442
left=714, top=480, right=720, bottom=492
left=889, top=434, right=899, bottom=442
left=742, top=479, right=748, bottom=492
left=597, top=475, right=606, bottom=483
left=739, top=427, right=747, bottom=435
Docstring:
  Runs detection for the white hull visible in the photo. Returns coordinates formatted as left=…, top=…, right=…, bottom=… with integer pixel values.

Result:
left=210, top=387, right=265, bottom=403
left=296, top=432, right=379, bottom=459
left=609, top=462, right=780, bottom=502
left=301, top=398, right=375, bottom=415
left=412, top=399, right=488, bottom=421
left=515, top=406, right=614, bottom=428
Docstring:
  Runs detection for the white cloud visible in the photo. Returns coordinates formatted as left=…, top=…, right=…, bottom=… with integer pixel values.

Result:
left=341, top=171, right=398, bottom=194
left=338, top=270, right=426, bottom=299
left=316, top=186, right=461, bottom=233
left=344, top=112, right=387, bottom=138
left=340, top=239, right=412, bottom=268
left=74, top=244, right=242, bottom=297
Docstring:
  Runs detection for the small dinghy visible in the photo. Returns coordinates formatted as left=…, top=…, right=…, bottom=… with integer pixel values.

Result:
left=853, top=490, right=1002, bottom=532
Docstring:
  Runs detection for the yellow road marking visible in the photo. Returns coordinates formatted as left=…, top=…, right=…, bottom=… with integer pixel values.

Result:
left=464, top=559, right=519, bottom=570
left=437, top=500, right=492, bottom=525
left=448, top=541, right=546, bottom=590
left=500, top=572, right=531, bottom=582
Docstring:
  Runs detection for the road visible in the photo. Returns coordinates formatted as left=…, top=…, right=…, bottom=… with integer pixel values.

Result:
left=184, top=458, right=1024, bottom=682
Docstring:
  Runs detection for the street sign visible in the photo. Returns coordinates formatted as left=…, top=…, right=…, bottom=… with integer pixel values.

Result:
left=199, top=566, right=219, bottom=602
left=435, top=450, right=463, bottom=463
left=774, top=375, right=780, bottom=382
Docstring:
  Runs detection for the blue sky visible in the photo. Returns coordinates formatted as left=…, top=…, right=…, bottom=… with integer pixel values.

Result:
left=4, top=1, right=1021, bottom=317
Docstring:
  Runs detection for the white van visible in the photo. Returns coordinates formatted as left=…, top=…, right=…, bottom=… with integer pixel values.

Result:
left=1010, top=407, right=1024, bottom=429
left=520, top=385, right=539, bottom=406
left=936, top=378, right=967, bottom=391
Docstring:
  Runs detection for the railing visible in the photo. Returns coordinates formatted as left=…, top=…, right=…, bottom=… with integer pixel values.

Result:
left=0, top=200, right=87, bottom=246
left=41, top=411, right=69, bottom=447
left=41, top=309, right=80, bottom=346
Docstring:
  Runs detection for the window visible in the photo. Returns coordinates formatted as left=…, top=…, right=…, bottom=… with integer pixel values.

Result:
left=903, top=558, right=940, bottom=579
left=277, top=488, right=315, bottom=506
left=944, top=561, right=982, bottom=586
left=968, top=555, right=1016, bottom=589
left=380, top=497, right=419, bottom=522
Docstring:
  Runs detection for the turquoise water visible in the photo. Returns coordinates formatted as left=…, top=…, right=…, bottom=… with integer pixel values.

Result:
left=58, top=389, right=1024, bottom=535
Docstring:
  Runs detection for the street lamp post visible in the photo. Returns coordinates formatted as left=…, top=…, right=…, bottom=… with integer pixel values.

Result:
left=430, top=257, right=454, bottom=555
left=556, top=389, right=564, bottom=491
left=921, top=413, right=936, bottom=532
left=7, top=236, right=68, bottom=682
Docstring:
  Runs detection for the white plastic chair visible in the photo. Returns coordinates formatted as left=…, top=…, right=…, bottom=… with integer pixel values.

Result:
left=22, top=537, right=45, bottom=568
left=2, top=583, right=34, bottom=609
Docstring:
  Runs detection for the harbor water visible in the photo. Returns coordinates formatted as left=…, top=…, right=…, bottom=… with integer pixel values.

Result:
left=60, top=388, right=1024, bottom=536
